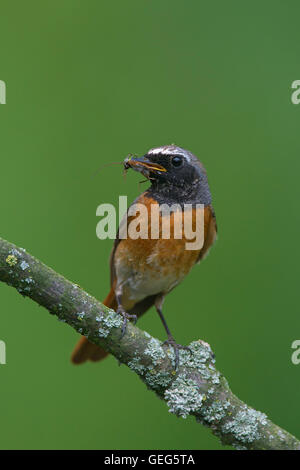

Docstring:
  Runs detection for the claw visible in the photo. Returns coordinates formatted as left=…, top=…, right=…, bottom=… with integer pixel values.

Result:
left=117, top=307, right=137, bottom=338
left=163, top=337, right=192, bottom=370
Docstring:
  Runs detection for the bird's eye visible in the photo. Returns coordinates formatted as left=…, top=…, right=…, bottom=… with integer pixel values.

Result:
left=171, top=156, right=183, bottom=167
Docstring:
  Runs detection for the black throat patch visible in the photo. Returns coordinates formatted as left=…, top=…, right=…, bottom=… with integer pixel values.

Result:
left=146, top=178, right=212, bottom=208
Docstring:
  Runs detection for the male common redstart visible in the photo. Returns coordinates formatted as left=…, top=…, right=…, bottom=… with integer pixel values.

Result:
left=71, top=145, right=217, bottom=368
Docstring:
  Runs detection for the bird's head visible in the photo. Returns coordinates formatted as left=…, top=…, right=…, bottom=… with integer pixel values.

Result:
left=124, top=145, right=212, bottom=205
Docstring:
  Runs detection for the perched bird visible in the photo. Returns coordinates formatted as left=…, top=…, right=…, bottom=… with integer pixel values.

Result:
left=71, top=145, right=217, bottom=368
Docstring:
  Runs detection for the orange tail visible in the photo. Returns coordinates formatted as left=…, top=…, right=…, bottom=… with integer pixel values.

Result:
left=71, top=288, right=117, bottom=365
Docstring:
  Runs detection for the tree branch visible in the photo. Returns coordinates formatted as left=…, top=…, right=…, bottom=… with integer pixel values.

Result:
left=0, top=236, right=298, bottom=450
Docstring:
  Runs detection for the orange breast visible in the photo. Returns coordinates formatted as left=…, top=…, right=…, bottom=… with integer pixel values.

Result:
left=113, top=194, right=216, bottom=307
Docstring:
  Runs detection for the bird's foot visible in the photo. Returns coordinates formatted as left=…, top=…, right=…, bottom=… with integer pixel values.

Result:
left=117, top=307, right=137, bottom=338
left=163, top=336, right=192, bottom=370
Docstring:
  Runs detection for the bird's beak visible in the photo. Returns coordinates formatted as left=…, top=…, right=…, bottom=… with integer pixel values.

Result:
left=124, top=155, right=167, bottom=175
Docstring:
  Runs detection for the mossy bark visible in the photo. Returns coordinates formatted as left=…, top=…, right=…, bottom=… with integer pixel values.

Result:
left=0, top=237, right=299, bottom=450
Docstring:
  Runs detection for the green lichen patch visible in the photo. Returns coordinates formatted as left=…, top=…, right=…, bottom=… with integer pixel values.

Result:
left=199, top=399, right=231, bottom=424
left=128, top=355, right=147, bottom=375
left=179, top=340, right=214, bottom=367
left=144, top=338, right=166, bottom=365
left=162, top=340, right=224, bottom=419
left=98, top=310, right=123, bottom=338
left=127, top=339, right=172, bottom=391
left=20, top=260, right=30, bottom=271
left=5, top=255, right=18, bottom=267
left=144, top=369, right=172, bottom=390
left=165, top=375, right=205, bottom=418
left=164, top=340, right=216, bottom=375
left=221, top=406, right=268, bottom=445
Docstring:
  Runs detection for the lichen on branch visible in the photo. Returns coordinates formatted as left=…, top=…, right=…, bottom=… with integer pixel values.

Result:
left=0, top=236, right=298, bottom=450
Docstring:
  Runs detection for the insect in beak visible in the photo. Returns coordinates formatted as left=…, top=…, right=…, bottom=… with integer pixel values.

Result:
left=124, top=155, right=167, bottom=176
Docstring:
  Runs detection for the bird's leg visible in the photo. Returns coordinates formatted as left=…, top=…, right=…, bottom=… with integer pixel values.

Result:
left=115, top=287, right=137, bottom=338
left=155, top=296, right=191, bottom=370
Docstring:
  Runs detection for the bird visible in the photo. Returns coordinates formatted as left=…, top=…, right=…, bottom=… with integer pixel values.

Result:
left=71, top=145, right=217, bottom=368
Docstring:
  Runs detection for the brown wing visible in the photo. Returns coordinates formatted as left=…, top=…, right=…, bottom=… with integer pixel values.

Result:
left=109, top=228, right=121, bottom=287
left=109, top=196, right=158, bottom=316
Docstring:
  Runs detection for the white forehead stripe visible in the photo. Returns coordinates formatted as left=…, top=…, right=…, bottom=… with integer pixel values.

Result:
left=148, top=146, right=182, bottom=155
left=148, top=146, right=190, bottom=161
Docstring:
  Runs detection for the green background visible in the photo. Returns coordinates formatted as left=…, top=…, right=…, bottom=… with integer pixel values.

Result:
left=0, top=0, right=299, bottom=450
